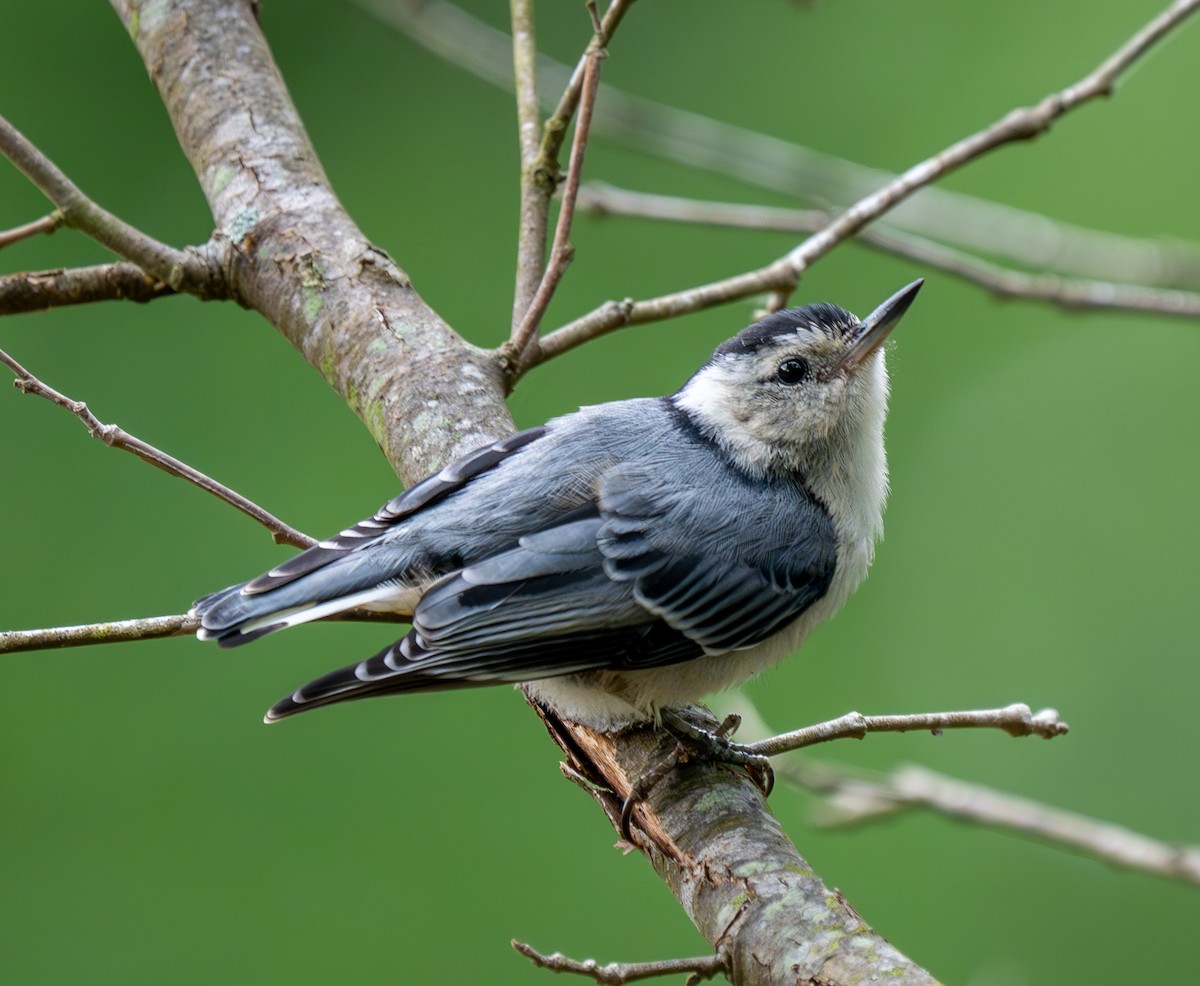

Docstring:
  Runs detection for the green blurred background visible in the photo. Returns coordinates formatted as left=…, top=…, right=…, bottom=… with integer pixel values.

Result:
left=3, top=1, right=1198, bottom=982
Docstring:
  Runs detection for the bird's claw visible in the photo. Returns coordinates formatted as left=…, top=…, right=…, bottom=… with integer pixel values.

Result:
left=618, top=709, right=774, bottom=843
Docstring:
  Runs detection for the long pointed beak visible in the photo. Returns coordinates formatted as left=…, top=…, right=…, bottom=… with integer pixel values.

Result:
left=838, top=278, right=924, bottom=373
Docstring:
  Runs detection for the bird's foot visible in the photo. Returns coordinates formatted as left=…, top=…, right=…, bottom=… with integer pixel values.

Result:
left=619, top=708, right=773, bottom=844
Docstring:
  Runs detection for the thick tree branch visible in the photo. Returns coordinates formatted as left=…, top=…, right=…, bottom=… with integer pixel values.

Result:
left=0, top=262, right=177, bottom=314
left=0, top=113, right=226, bottom=296
left=530, top=0, right=1200, bottom=364
left=579, top=183, right=1200, bottom=319
left=1, top=346, right=314, bottom=548
left=370, top=0, right=1200, bottom=291
left=531, top=699, right=939, bottom=986
left=109, top=0, right=513, bottom=483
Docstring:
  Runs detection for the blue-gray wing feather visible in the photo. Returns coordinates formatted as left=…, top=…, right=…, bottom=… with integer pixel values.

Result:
left=597, top=462, right=837, bottom=652
left=268, top=453, right=838, bottom=719
left=241, top=426, right=548, bottom=596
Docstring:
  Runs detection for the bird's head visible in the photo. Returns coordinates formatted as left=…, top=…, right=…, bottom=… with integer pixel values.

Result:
left=673, top=280, right=923, bottom=478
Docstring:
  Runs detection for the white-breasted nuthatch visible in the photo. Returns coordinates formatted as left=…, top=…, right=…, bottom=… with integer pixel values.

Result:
left=193, top=280, right=922, bottom=728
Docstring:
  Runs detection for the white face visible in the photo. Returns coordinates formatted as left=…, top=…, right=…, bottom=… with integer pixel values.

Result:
left=674, top=322, right=891, bottom=478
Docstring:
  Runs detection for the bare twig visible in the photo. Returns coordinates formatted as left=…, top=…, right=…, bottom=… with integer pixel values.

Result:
left=369, top=0, right=1200, bottom=290
left=778, top=0, right=1200, bottom=281
left=861, top=228, right=1200, bottom=317
left=719, top=695, right=1200, bottom=889
left=0, top=262, right=177, bottom=315
left=0, top=211, right=63, bottom=249
left=507, top=2, right=635, bottom=363
left=510, top=0, right=548, bottom=329
left=506, top=30, right=606, bottom=370
left=0, top=606, right=415, bottom=654
left=580, top=182, right=1200, bottom=318
left=0, top=614, right=198, bottom=653
left=0, top=114, right=224, bottom=296
left=745, top=703, right=1068, bottom=758
left=793, top=761, right=1200, bottom=888
left=1, top=348, right=314, bottom=549
left=535, top=0, right=636, bottom=169
left=530, top=0, right=1200, bottom=365
left=513, top=941, right=728, bottom=985
left=580, top=182, right=829, bottom=232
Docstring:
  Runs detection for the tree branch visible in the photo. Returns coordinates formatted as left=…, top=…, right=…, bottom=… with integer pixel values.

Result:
left=109, top=0, right=514, bottom=484
left=578, top=183, right=1200, bottom=319
left=793, top=761, right=1200, bottom=888
left=776, top=0, right=1200, bottom=281
left=369, top=0, right=1200, bottom=291
left=506, top=21, right=606, bottom=373
left=0, top=262, right=177, bottom=314
left=717, top=695, right=1200, bottom=889
left=513, top=941, right=728, bottom=985
left=0, top=614, right=198, bottom=653
left=530, top=698, right=940, bottom=986
left=0, top=211, right=63, bottom=249
left=1, top=346, right=315, bottom=548
left=530, top=0, right=1200, bottom=364
left=509, top=0, right=547, bottom=329
left=746, top=703, right=1068, bottom=757
left=0, top=113, right=226, bottom=296
left=508, top=0, right=638, bottom=341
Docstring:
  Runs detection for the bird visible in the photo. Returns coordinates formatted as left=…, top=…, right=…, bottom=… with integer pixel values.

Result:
left=192, top=279, right=922, bottom=729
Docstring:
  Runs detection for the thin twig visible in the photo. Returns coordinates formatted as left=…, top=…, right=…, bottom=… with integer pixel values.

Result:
left=535, top=0, right=638, bottom=171
left=518, top=0, right=1200, bottom=365
left=1, top=348, right=314, bottom=549
left=720, top=694, right=1200, bottom=889
left=508, top=0, right=638, bottom=334
left=0, top=211, right=63, bottom=249
left=369, top=0, right=1200, bottom=290
left=0, top=615, right=197, bottom=653
left=779, top=0, right=1200, bottom=281
left=509, top=0, right=547, bottom=328
left=745, top=703, right=1068, bottom=758
left=580, top=181, right=1200, bottom=318
left=506, top=31, right=606, bottom=370
left=863, top=224, right=1200, bottom=317
left=0, top=607, right=414, bottom=654
left=0, top=113, right=223, bottom=295
left=580, top=182, right=830, bottom=232
left=513, top=941, right=728, bottom=985
left=0, top=262, right=177, bottom=315
left=790, top=761, right=1200, bottom=888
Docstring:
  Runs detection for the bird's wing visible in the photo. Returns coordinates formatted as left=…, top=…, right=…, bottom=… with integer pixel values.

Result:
left=266, top=460, right=838, bottom=720
left=241, top=426, right=549, bottom=595
left=191, top=426, right=550, bottom=642
left=265, top=509, right=703, bottom=719
left=596, top=462, right=838, bottom=652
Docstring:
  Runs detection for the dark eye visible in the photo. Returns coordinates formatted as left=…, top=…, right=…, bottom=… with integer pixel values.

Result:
left=776, top=357, right=810, bottom=385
